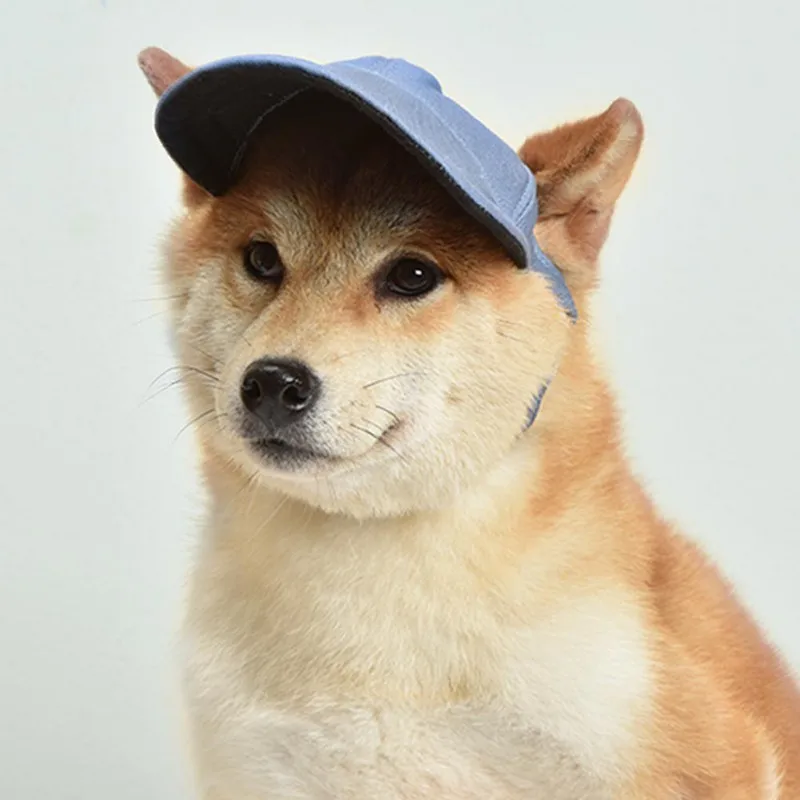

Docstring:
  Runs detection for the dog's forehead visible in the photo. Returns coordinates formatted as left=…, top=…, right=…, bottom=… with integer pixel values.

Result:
left=230, top=98, right=468, bottom=251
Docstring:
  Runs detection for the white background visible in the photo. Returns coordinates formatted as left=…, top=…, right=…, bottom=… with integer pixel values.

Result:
left=1, top=1, right=798, bottom=797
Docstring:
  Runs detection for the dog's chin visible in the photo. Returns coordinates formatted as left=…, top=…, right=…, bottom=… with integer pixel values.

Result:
left=239, top=419, right=404, bottom=480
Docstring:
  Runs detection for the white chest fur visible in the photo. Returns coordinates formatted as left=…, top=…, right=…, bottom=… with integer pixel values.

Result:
left=185, top=667, right=611, bottom=800
left=182, top=502, right=651, bottom=800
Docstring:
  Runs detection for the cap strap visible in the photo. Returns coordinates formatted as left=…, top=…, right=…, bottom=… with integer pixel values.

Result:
left=522, top=381, right=551, bottom=432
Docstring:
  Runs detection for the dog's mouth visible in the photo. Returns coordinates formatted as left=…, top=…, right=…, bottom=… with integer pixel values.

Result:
left=249, top=436, right=337, bottom=467
left=245, top=420, right=403, bottom=471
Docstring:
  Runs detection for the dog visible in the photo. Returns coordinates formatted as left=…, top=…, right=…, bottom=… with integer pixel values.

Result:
left=139, top=46, right=800, bottom=799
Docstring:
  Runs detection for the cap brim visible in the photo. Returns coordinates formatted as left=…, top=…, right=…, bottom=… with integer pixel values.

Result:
left=155, top=55, right=530, bottom=268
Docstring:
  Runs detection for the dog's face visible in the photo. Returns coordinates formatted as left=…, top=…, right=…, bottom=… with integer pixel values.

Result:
left=143, top=50, right=642, bottom=518
left=164, top=92, right=570, bottom=516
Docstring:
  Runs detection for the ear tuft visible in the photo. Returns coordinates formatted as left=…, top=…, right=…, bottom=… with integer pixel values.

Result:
left=137, top=47, right=191, bottom=98
left=604, top=98, right=644, bottom=142
left=519, top=98, right=644, bottom=218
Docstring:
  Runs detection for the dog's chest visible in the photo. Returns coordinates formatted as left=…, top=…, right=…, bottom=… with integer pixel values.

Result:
left=184, top=594, right=647, bottom=800
left=188, top=688, right=611, bottom=800
left=183, top=510, right=650, bottom=799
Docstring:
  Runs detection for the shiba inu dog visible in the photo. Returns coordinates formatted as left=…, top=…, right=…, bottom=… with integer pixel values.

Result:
left=139, top=46, right=799, bottom=799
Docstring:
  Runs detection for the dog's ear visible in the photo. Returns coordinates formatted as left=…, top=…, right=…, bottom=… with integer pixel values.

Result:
left=137, top=47, right=191, bottom=97
left=519, top=99, right=643, bottom=290
left=137, top=48, right=208, bottom=206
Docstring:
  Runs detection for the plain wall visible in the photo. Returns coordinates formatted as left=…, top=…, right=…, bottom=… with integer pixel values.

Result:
left=0, top=1, right=798, bottom=797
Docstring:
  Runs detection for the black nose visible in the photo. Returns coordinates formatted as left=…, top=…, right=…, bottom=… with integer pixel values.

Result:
left=240, top=358, right=320, bottom=429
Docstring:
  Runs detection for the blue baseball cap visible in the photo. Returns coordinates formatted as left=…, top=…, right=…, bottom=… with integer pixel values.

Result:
left=154, top=54, right=576, bottom=319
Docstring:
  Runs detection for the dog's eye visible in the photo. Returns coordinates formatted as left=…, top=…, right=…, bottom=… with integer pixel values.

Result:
left=244, top=241, right=284, bottom=284
left=383, top=258, right=442, bottom=298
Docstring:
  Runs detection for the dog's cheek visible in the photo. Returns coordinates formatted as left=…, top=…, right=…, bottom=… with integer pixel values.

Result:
left=446, top=294, right=563, bottom=455
left=432, top=333, right=521, bottom=461
left=164, top=221, right=252, bottom=375
left=172, top=266, right=258, bottom=441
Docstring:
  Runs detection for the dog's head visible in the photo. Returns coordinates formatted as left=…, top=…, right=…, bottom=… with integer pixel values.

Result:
left=140, top=48, right=642, bottom=518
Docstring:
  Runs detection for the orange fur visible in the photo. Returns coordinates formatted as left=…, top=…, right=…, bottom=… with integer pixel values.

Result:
left=140, top=48, right=799, bottom=799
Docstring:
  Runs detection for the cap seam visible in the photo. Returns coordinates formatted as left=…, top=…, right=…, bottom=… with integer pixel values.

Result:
left=512, top=175, right=536, bottom=223
left=331, top=62, right=499, bottom=209
left=228, top=87, right=306, bottom=184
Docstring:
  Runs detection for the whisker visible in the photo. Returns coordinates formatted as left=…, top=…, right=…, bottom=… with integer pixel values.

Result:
left=350, top=422, right=406, bottom=462
left=350, top=422, right=384, bottom=444
left=328, top=348, right=369, bottom=365
left=362, top=371, right=423, bottom=391
left=143, top=364, right=221, bottom=405
left=227, top=467, right=261, bottom=508
left=183, top=340, right=222, bottom=368
left=361, top=419, right=385, bottom=436
left=197, top=410, right=227, bottom=434
left=141, top=376, right=189, bottom=406
left=133, top=292, right=190, bottom=304
left=497, top=331, right=526, bottom=345
left=148, top=366, right=179, bottom=390
left=147, top=364, right=219, bottom=391
left=326, top=475, right=339, bottom=507
left=497, top=318, right=542, bottom=339
left=375, top=405, right=401, bottom=425
left=242, top=469, right=263, bottom=517
left=176, top=365, right=220, bottom=384
left=216, top=464, right=262, bottom=525
left=298, top=501, right=316, bottom=537
left=240, top=328, right=256, bottom=352
left=134, top=309, right=170, bottom=326
left=497, top=318, right=536, bottom=331
left=174, top=408, right=219, bottom=442
left=247, top=493, right=291, bottom=545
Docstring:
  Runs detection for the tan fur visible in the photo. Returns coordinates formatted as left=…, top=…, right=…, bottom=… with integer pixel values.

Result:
left=140, top=48, right=800, bottom=799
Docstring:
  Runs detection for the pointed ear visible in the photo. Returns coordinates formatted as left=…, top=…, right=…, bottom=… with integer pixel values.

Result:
left=519, top=99, right=643, bottom=286
left=137, top=47, right=191, bottom=97
left=138, top=48, right=208, bottom=206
